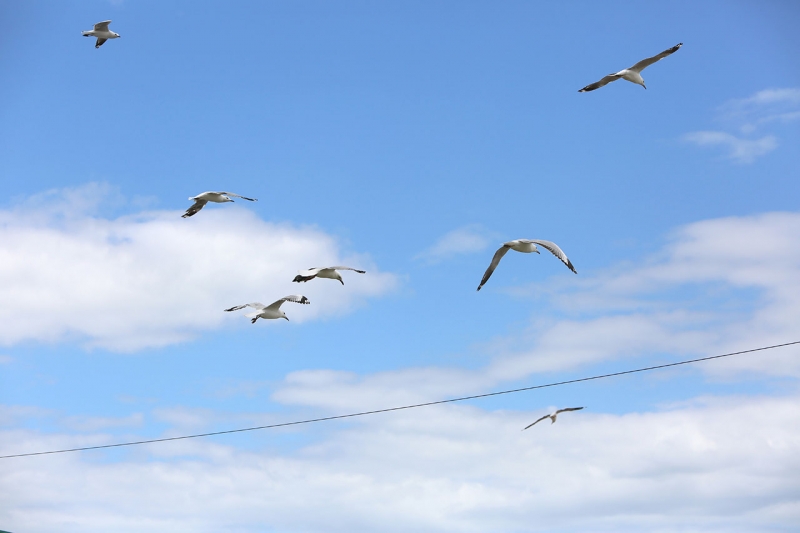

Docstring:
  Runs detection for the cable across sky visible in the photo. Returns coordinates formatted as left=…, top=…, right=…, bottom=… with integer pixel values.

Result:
left=1, top=340, right=797, bottom=460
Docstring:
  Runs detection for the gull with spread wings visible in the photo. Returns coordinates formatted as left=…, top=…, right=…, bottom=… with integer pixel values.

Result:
left=293, top=266, right=366, bottom=285
left=477, top=239, right=577, bottom=291
left=579, top=43, right=682, bottom=92
left=82, top=20, right=120, bottom=49
left=182, top=191, right=257, bottom=218
left=523, top=407, right=584, bottom=430
left=224, top=295, right=310, bottom=323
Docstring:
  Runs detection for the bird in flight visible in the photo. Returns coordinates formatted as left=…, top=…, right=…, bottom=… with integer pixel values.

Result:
left=579, top=43, right=682, bottom=92
left=82, top=20, right=120, bottom=49
left=523, top=407, right=584, bottom=430
left=293, top=266, right=366, bottom=285
left=182, top=191, right=257, bottom=218
left=224, top=295, right=310, bottom=323
left=477, top=239, right=576, bottom=291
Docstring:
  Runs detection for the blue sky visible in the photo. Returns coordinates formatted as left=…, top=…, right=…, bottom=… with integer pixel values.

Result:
left=1, top=1, right=800, bottom=531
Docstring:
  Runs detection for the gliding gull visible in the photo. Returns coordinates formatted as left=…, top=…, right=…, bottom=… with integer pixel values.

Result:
left=293, top=266, right=366, bottom=285
left=579, top=43, right=682, bottom=92
left=82, top=20, right=120, bottom=48
left=523, top=407, right=584, bottom=430
left=182, top=191, right=257, bottom=218
left=224, top=295, right=310, bottom=323
left=477, top=239, right=577, bottom=291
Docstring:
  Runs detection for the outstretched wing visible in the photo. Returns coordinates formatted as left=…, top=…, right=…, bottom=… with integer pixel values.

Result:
left=527, top=239, right=577, bottom=274
left=95, top=38, right=107, bottom=48
left=182, top=199, right=207, bottom=218
left=578, top=73, right=622, bottom=92
left=555, top=407, right=585, bottom=415
left=523, top=415, right=551, bottom=430
left=93, top=20, right=111, bottom=31
left=224, top=302, right=265, bottom=312
left=629, top=43, right=682, bottom=73
left=219, top=192, right=257, bottom=202
left=330, top=266, right=366, bottom=274
left=266, top=295, right=310, bottom=311
left=477, top=245, right=511, bottom=291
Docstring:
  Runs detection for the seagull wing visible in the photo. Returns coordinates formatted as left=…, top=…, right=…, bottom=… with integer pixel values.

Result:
left=523, top=415, right=551, bottom=430
left=266, top=295, right=310, bottom=311
left=95, top=38, right=107, bottom=48
left=578, top=73, right=622, bottom=92
left=329, top=266, right=367, bottom=274
left=477, top=245, right=512, bottom=291
left=182, top=199, right=207, bottom=218
left=526, top=239, right=577, bottom=274
left=224, top=303, right=265, bottom=312
left=93, top=20, right=111, bottom=31
left=555, top=407, right=585, bottom=415
left=219, top=192, right=257, bottom=202
left=629, top=43, right=682, bottom=73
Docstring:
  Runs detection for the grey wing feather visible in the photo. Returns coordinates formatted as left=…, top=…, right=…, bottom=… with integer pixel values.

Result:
left=225, top=303, right=265, bottom=312
left=267, top=295, right=310, bottom=310
left=629, top=43, right=682, bottom=72
left=182, top=199, right=207, bottom=218
left=95, top=38, right=107, bottom=48
left=330, top=266, right=366, bottom=273
left=94, top=20, right=111, bottom=31
left=579, top=73, right=622, bottom=92
left=529, top=240, right=577, bottom=274
left=523, top=415, right=551, bottom=430
left=555, top=407, right=585, bottom=414
left=220, top=192, right=257, bottom=202
left=477, top=245, right=511, bottom=291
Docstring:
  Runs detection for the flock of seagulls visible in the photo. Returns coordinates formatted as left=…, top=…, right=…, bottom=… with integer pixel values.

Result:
left=82, top=19, right=686, bottom=431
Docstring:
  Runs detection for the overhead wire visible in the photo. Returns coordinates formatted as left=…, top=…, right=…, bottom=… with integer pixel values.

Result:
left=1, top=340, right=797, bottom=460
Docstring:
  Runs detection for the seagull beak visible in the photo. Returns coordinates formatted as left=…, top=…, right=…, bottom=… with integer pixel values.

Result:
left=643, top=84, right=647, bottom=90
left=283, top=316, right=289, bottom=321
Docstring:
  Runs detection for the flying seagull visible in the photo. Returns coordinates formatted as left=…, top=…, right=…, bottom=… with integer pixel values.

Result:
left=293, top=266, right=366, bottom=285
left=579, top=43, right=682, bottom=92
left=182, top=191, right=257, bottom=218
left=523, top=407, right=584, bottom=430
left=82, top=20, right=120, bottom=48
left=477, top=239, right=577, bottom=291
left=224, top=295, right=310, bottom=323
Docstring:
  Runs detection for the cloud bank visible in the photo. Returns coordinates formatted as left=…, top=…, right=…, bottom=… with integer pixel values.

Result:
left=0, top=184, right=398, bottom=351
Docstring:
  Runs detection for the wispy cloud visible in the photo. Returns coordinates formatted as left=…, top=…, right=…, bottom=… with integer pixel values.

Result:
left=682, top=131, right=778, bottom=164
left=415, top=225, right=496, bottom=264
left=684, top=87, right=799, bottom=164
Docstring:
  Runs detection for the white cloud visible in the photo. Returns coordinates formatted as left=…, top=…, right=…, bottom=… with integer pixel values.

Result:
left=682, top=131, right=778, bottom=164
left=1, top=393, right=799, bottom=532
left=0, top=184, right=398, bottom=351
left=275, top=211, right=800, bottom=412
left=415, top=225, right=495, bottom=264
left=684, top=87, right=799, bottom=163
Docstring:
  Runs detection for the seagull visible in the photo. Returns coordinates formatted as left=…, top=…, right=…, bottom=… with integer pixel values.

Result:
left=477, top=239, right=577, bottom=291
left=523, top=407, right=584, bottom=430
left=182, top=191, right=257, bottom=218
left=579, top=43, right=682, bottom=92
left=82, top=20, right=120, bottom=49
left=224, top=295, right=310, bottom=323
left=293, top=266, right=366, bottom=285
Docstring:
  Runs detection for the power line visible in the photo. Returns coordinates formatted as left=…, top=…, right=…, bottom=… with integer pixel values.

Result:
left=1, top=340, right=797, bottom=460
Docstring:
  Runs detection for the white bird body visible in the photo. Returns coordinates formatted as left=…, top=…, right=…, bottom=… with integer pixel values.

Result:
left=293, top=266, right=366, bottom=285
left=579, top=43, right=682, bottom=92
left=224, top=295, right=310, bottom=323
left=82, top=20, right=120, bottom=48
left=182, top=191, right=257, bottom=218
left=477, top=239, right=577, bottom=291
left=523, top=407, right=584, bottom=430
